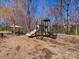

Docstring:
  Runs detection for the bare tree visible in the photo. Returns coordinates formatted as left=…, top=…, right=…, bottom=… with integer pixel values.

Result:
left=74, top=0, right=79, bottom=34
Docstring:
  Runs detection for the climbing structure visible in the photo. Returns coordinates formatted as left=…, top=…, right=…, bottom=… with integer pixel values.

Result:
left=36, top=19, right=57, bottom=40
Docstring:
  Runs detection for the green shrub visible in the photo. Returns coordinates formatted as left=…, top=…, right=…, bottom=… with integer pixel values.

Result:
left=0, top=25, right=11, bottom=31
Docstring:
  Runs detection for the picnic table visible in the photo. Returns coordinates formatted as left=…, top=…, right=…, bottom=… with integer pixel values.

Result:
left=0, top=31, right=12, bottom=38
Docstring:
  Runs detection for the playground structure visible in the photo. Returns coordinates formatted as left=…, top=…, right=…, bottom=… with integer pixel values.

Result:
left=9, top=25, right=25, bottom=35
left=0, top=18, right=57, bottom=39
left=26, top=19, right=57, bottom=40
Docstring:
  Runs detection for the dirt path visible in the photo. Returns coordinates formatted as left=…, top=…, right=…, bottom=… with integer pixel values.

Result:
left=0, top=35, right=79, bottom=59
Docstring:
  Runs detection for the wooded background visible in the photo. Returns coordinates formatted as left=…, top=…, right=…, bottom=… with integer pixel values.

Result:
left=0, top=0, right=79, bottom=34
